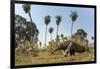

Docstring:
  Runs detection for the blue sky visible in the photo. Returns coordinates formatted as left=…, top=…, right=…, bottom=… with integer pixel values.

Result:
left=15, top=4, right=94, bottom=45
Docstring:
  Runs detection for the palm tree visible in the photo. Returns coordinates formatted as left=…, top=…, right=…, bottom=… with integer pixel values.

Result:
left=22, top=4, right=34, bottom=43
left=55, top=16, right=62, bottom=37
left=22, top=4, right=32, bottom=23
left=61, top=34, right=64, bottom=42
left=44, top=15, right=51, bottom=46
left=49, top=27, right=54, bottom=41
left=55, top=16, right=61, bottom=46
left=22, top=4, right=39, bottom=44
left=70, top=11, right=78, bottom=37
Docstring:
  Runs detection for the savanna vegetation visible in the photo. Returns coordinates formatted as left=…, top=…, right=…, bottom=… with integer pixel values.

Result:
left=15, top=4, right=95, bottom=66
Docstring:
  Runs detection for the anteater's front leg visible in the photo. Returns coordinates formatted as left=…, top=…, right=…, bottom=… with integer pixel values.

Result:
left=63, top=50, right=69, bottom=57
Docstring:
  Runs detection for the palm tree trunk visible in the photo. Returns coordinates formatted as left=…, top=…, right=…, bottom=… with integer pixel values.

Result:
left=62, top=37, right=64, bottom=42
left=51, top=33, right=52, bottom=47
left=28, top=11, right=37, bottom=44
left=28, top=11, right=33, bottom=24
left=51, top=33, right=52, bottom=41
left=28, top=11, right=33, bottom=44
left=45, top=25, right=47, bottom=46
left=56, top=25, right=59, bottom=46
left=56, top=25, right=59, bottom=37
left=71, top=21, right=73, bottom=38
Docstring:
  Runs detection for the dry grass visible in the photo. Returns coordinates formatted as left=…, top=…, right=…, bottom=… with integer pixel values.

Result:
left=15, top=47, right=94, bottom=66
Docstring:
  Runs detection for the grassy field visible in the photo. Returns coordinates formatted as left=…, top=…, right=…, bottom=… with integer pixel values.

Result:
left=15, top=47, right=94, bottom=66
